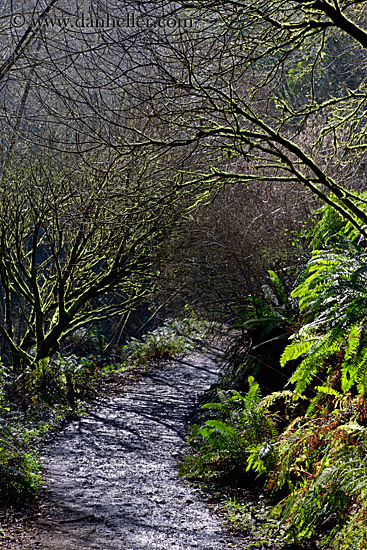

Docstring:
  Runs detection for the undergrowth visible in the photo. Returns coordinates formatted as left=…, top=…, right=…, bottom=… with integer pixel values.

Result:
left=0, top=410, right=42, bottom=504
left=122, top=315, right=210, bottom=366
left=181, top=377, right=277, bottom=480
left=0, top=313, right=207, bottom=505
left=182, top=197, right=367, bottom=549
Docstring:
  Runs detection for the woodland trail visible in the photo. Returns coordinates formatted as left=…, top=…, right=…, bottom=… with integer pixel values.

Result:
left=20, top=347, right=242, bottom=549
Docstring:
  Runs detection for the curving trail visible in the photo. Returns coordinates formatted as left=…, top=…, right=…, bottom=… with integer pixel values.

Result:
left=31, top=347, right=240, bottom=549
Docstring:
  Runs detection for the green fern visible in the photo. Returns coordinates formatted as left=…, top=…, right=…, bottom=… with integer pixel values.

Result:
left=287, top=337, right=342, bottom=394
left=280, top=336, right=319, bottom=368
left=282, top=236, right=367, bottom=396
left=284, top=440, right=367, bottom=549
left=260, top=389, right=296, bottom=409
left=314, top=385, right=343, bottom=399
left=184, top=380, right=277, bottom=478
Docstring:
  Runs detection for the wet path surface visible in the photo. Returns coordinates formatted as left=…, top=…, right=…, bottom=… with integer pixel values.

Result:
left=35, top=348, right=240, bottom=549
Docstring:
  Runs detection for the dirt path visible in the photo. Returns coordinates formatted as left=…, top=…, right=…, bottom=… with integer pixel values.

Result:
left=21, top=347, right=241, bottom=549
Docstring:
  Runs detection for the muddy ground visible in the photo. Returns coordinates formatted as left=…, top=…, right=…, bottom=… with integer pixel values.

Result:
left=1, top=347, right=247, bottom=549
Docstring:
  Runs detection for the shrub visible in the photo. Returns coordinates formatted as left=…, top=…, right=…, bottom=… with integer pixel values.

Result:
left=223, top=268, right=299, bottom=394
left=0, top=410, right=42, bottom=504
left=124, top=316, right=209, bottom=365
left=182, top=377, right=277, bottom=480
left=26, top=355, right=98, bottom=407
left=281, top=235, right=367, bottom=396
left=269, top=398, right=367, bottom=549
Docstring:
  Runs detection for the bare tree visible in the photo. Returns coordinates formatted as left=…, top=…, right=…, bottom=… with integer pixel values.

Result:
left=0, top=1, right=210, bottom=368
left=0, top=146, right=201, bottom=369
left=105, top=1, right=367, bottom=234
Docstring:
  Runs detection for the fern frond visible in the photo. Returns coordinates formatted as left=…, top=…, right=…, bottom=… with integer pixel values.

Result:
left=260, top=390, right=295, bottom=409
left=314, top=385, right=343, bottom=399
left=247, top=376, right=261, bottom=403
left=290, top=338, right=342, bottom=394
left=344, top=323, right=362, bottom=362
left=280, top=337, right=319, bottom=367
left=201, top=402, right=225, bottom=411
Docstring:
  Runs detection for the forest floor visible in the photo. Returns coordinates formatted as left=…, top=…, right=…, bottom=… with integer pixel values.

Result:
left=0, top=346, right=251, bottom=550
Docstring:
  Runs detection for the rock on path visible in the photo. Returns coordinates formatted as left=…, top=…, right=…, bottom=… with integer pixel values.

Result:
left=34, top=348, right=239, bottom=549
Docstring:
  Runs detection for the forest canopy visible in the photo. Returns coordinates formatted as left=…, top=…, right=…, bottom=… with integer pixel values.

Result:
left=0, top=0, right=366, bottom=360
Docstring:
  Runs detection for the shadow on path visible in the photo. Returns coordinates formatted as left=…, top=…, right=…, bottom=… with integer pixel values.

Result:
left=30, top=347, right=241, bottom=550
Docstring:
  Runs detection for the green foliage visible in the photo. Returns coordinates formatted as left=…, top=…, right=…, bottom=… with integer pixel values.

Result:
left=0, top=362, right=41, bottom=503
left=124, top=316, right=209, bottom=365
left=225, top=497, right=253, bottom=532
left=26, top=354, right=98, bottom=407
left=260, top=204, right=367, bottom=546
left=225, top=268, right=299, bottom=394
left=0, top=449, right=41, bottom=504
left=272, top=408, right=367, bottom=549
left=182, top=378, right=277, bottom=479
left=0, top=407, right=42, bottom=504
left=234, top=268, right=295, bottom=330
left=281, top=235, right=367, bottom=394
left=311, top=195, right=367, bottom=249
left=225, top=495, right=287, bottom=546
left=308, top=443, right=367, bottom=549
